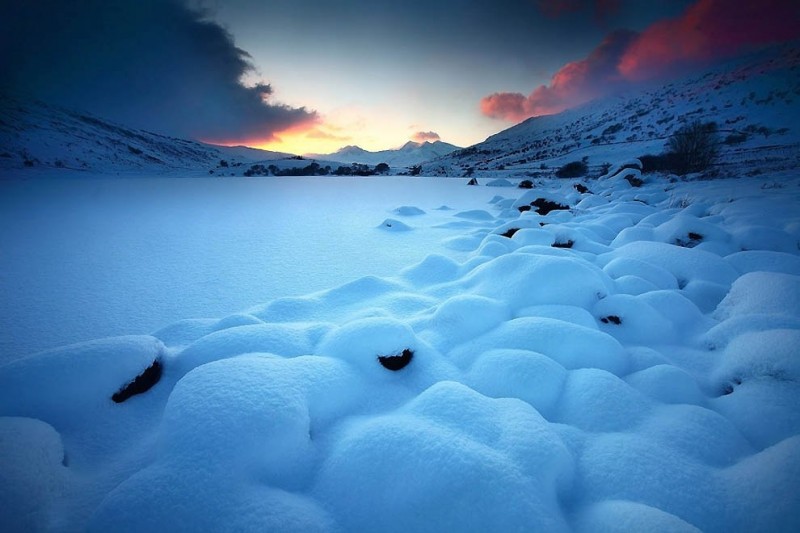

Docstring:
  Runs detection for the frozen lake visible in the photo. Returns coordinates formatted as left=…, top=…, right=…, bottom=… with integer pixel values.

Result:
left=0, top=175, right=498, bottom=359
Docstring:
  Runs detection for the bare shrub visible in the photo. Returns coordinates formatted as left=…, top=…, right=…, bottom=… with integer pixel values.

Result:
left=666, top=121, right=719, bottom=174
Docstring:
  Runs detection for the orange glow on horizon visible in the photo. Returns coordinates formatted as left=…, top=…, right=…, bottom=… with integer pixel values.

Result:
left=252, top=127, right=349, bottom=156
left=207, top=122, right=363, bottom=155
left=204, top=107, right=446, bottom=156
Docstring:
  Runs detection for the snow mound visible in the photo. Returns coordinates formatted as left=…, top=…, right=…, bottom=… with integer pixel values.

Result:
left=485, top=178, right=514, bottom=187
left=378, top=218, right=412, bottom=231
left=453, top=209, right=495, bottom=220
left=392, top=205, right=426, bottom=216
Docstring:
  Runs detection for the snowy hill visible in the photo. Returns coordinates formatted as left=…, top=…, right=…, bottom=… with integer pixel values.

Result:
left=0, top=94, right=436, bottom=177
left=204, top=143, right=293, bottom=163
left=425, top=44, right=800, bottom=178
left=0, top=95, right=292, bottom=174
left=307, top=140, right=461, bottom=167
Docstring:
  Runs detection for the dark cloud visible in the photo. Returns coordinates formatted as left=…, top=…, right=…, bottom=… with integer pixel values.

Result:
left=481, top=30, right=636, bottom=121
left=0, top=0, right=316, bottom=142
left=411, top=131, right=441, bottom=142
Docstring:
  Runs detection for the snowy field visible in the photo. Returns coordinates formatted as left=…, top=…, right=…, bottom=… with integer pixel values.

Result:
left=2, top=168, right=800, bottom=531
left=0, top=175, right=500, bottom=359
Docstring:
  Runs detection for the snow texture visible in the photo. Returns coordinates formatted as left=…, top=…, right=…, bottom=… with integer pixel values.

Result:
left=2, top=167, right=799, bottom=532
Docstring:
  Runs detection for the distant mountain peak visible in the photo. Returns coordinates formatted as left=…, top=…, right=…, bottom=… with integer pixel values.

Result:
left=305, top=139, right=461, bottom=167
left=337, top=144, right=366, bottom=152
left=400, top=141, right=421, bottom=151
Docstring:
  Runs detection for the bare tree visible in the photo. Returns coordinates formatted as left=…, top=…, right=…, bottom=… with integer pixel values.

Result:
left=667, top=121, right=719, bottom=174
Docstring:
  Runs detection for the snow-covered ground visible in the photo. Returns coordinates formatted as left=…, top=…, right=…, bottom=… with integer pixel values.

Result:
left=2, top=165, right=799, bottom=531
left=0, top=175, right=500, bottom=359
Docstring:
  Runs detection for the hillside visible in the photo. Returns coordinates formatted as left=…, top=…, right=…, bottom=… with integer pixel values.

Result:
left=424, top=44, right=800, bottom=178
left=0, top=95, right=292, bottom=174
left=0, top=95, right=458, bottom=176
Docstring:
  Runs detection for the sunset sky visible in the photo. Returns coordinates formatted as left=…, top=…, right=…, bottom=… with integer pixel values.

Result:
left=2, top=0, right=798, bottom=154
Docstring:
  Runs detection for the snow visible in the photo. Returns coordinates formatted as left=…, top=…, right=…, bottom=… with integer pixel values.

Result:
left=1, top=168, right=800, bottom=532
left=0, top=417, right=67, bottom=532
left=0, top=176, right=500, bottom=357
left=0, top=95, right=291, bottom=173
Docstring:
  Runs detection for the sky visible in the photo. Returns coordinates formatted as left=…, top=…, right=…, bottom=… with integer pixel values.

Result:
left=1, top=0, right=798, bottom=155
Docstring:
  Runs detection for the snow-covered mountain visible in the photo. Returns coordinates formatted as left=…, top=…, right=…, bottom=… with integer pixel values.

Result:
left=0, top=95, right=292, bottom=174
left=423, top=43, right=800, bottom=178
left=0, top=94, right=458, bottom=176
left=307, top=140, right=461, bottom=167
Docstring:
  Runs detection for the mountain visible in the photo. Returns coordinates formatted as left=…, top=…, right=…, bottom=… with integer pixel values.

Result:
left=327, top=145, right=372, bottom=161
left=0, top=95, right=292, bottom=174
left=0, top=94, right=455, bottom=176
left=307, top=140, right=461, bottom=167
left=422, top=43, right=800, bottom=178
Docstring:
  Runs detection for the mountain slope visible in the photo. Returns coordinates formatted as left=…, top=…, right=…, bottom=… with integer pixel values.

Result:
left=423, top=43, right=800, bottom=178
left=0, top=95, right=292, bottom=174
left=307, top=140, right=461, bottom=167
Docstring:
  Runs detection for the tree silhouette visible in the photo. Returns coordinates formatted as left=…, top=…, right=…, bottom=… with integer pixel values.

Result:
left=667, top=121, right=719, bottom=174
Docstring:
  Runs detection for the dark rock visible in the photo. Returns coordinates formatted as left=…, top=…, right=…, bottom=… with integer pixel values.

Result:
left=721, top=377, right=742, bottom=396
left=531, top=198, right=569, bottom=215
left=675, top=232, right=703, bottom=248
left=112, top=359, right=163, bottom=403
left=378, top=349, right=414, bottom=371
left=624, top=174, right=644, bottom=187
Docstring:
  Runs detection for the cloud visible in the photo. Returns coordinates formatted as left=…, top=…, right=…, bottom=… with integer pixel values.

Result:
left=411, top=131, right=441, bottom=142
left=306, top=129, right=353, bottom=142
left=480, top=29, right=636, bottom=121
left=483, top=0, right=800, bottom=122
left=619, top=0, right=800, bottom=80
left=0, top=0, right=316, bottom=142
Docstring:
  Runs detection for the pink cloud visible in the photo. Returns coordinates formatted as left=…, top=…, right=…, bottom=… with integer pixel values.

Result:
left=480, top=29, right=636, bottom=121
left=482, top=0, right=800, bottom=122
left=619, top=0, right=800, bottom=80
left=411, top=131, right=442, bottom=142
left=480, top=92, right=528, bottom=121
